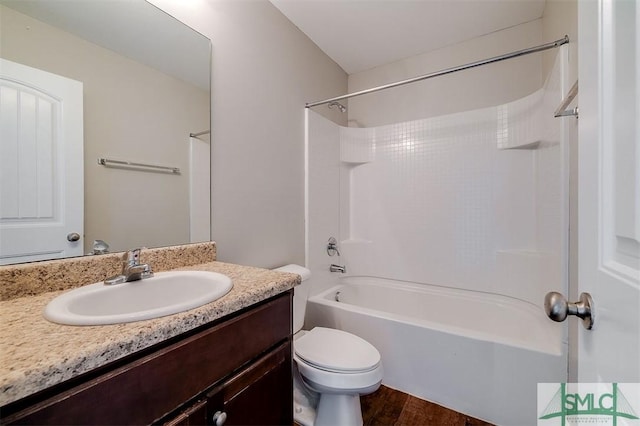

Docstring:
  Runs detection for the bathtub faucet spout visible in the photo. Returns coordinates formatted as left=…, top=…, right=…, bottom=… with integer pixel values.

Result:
left=330, top=264, right=346, bottom=273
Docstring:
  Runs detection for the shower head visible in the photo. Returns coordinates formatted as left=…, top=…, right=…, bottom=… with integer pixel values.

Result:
left=328, top=101, right=347, bottom=113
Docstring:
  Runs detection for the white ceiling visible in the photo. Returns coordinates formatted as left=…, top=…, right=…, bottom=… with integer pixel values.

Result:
left=270, top=0, right=546, bottom=74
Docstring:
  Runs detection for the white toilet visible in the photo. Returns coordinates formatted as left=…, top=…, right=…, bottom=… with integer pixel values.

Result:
left=274, top=265, right=383, bottom=426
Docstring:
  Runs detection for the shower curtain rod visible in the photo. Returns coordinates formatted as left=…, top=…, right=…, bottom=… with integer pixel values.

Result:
left=306, top=35, right=569, bottom=108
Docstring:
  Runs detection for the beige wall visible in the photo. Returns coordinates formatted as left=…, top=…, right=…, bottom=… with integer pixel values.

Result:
left=347, top=19, right=544, bottom=127
left=346, top=7, right=577, bottom=129
left=543, top=0, right=578, bottom=83
left=1, top=5, right=209, bottom=254
left=149, top=0, right=348, bottom=268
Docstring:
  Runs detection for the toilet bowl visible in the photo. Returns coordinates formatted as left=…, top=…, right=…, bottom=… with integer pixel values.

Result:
left=295, top=327, right=383, bottom=426
left=274, top=265, right=383, bottom=426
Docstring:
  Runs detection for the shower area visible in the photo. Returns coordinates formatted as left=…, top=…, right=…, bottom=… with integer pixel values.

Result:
left=304, top=37, right=575, bottom=425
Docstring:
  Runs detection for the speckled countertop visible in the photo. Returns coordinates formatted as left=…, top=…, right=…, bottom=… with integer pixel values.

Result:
left=0, top=260, right=299, bottom=406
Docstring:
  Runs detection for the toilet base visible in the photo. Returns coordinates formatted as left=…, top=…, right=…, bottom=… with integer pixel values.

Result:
left=293, top=366, right=318, bottom=426
left=316, top=393, right=363, bottom=426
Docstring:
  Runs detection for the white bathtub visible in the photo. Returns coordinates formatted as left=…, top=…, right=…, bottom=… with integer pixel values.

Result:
left=304, top=276, right=567, bottom=426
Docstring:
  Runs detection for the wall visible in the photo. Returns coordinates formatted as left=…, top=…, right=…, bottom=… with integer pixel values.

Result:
left=0, top=5, right=209, bottom=253
left=347, top=19, right=543, bottom=127
left=308, top=20, right=545, bottom=298
left=305, top=110, right=342, bottom=297
left=321, top=60, right=566, bottom=305
left=543, top=0, right=578, bottom=83
left=148, top=0, right=348, bottom=268
left=542, top=0, right=579, bottom=382
left=307, top=16, right=575, bottom=303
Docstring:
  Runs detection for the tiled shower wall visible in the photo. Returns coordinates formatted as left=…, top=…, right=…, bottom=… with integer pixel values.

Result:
left=307, top=48, right=568, bottom=305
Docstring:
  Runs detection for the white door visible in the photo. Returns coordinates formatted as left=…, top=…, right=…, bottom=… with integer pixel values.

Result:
left=0, top=59, right=84, bottom=264
left=578, top=0, right=640, bottom=383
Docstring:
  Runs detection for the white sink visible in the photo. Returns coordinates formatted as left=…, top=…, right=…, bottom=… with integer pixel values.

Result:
left=43, top=271, right=232, bottom=326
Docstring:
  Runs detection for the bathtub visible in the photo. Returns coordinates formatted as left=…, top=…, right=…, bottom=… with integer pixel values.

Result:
left=304, top=276, right=567, bottom=426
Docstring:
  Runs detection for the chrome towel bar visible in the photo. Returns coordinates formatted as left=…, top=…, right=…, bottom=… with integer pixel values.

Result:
left=554, top=80, right=579, bottom=118
left=98, top=158, right=180, bottom=174
left=189, top=130, right=210, bottom=138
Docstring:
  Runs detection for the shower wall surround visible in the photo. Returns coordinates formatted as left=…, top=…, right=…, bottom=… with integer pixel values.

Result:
left=307, top=47, right=569, bottom=306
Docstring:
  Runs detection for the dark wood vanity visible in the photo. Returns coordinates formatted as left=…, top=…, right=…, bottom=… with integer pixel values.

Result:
left=1, top=291, right=293, bottom=425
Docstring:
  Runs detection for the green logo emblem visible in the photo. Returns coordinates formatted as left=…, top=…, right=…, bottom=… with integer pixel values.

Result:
left=539, top=383, right=639, bottom=425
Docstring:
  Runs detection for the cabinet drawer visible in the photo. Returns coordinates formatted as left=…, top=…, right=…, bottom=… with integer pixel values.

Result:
left=4, top=292, right=292, bottom=425
left=206, top=340, right=293, bottom=426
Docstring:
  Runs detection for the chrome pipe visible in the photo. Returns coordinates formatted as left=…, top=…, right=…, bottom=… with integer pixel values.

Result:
left=328, top=101, right=347, bottom=112
left=329, top=264, right=346, bottom=273
left=306, top=35, right=570, bottom=108
left=190, top=130, right=210, bottom=138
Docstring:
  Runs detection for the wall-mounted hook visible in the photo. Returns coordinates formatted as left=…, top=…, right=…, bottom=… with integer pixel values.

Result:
left=327, top=237, right=340, bottom=256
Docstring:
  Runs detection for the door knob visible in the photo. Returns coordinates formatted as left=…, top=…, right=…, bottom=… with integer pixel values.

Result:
left=544, top=291, right=594, bottom=330
left=67, top=232, right=81, bottom=242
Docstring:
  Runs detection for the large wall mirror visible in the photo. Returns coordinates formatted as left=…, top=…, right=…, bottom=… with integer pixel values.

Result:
left=0, top=0, right=211, bottom=265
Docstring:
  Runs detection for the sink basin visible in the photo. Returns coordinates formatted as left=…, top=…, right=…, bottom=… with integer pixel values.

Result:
left=43, top=271, right=232, bottom=326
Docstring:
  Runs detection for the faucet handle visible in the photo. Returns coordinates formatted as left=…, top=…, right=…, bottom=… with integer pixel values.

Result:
left=327, top=237, right=341, bottom=256
left=124, top=247, right=145, bottom=264
left=116, top=248, right=153, bottom=283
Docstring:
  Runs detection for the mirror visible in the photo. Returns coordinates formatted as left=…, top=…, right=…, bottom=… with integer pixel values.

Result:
left=0, top=0, right=211, bottom=265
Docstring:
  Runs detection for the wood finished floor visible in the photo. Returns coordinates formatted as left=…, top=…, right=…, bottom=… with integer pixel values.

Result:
left=360, top=385, right=493, bottom=426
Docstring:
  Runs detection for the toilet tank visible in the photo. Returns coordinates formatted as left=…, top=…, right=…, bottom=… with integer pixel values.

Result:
left=273, top=264, right=311, bottom=333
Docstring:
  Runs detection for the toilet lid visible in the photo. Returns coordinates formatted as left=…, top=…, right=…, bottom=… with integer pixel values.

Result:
left=294, top=327, right=380, bottom=373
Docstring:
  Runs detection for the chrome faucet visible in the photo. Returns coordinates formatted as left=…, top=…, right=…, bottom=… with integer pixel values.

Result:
left=330, top=264, right=346, bottom=273
left=104, top=248, right=153, bottom=285
left=123, top=248, right=153, bottom=281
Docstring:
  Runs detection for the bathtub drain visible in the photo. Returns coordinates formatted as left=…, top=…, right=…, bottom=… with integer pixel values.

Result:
left=335, top=291, right=341, bottom=302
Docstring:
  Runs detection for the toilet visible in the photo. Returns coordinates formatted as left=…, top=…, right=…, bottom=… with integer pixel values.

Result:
left=274, top=265, right=383, bottom=426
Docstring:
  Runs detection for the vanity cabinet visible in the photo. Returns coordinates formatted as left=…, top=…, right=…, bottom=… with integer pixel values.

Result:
left=2, top=291, right=293, bottom=426
left=166, top=340, right=292, bottom=426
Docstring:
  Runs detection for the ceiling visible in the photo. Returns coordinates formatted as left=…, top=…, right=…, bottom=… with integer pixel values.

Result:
left=270, top=0, right=546, bottom=74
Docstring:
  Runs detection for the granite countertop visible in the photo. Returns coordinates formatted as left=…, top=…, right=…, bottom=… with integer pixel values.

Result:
left=0, top=261, right=299, bottom=406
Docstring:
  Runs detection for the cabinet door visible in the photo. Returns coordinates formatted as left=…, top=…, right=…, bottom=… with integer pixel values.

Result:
left=164, top=400, right=207, bottom=426
left=207, top=341, right=292, bottom=426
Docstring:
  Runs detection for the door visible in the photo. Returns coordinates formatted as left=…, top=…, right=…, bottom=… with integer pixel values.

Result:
left=577, top=0, right=640, bottom=382
left=0, top=59, right=83, bottom=264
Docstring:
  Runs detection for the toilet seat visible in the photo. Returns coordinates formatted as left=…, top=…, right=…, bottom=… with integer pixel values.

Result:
left=294, top=327, right=383, bottom=393
left=294, top=327, right=381, bottom=373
